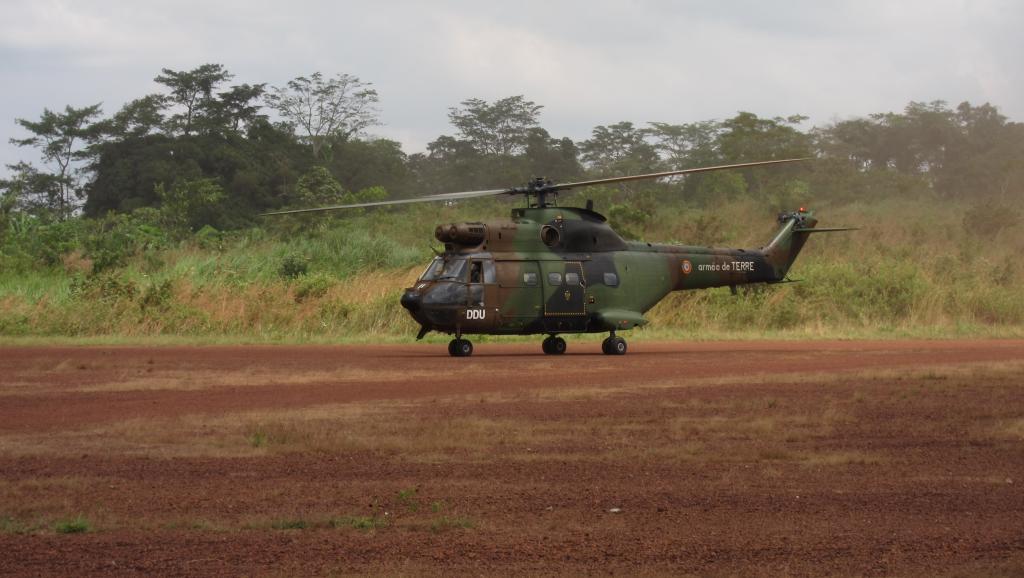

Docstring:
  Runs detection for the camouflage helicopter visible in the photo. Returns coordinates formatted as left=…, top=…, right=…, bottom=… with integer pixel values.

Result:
left=265, top=159, right=851, bottom=356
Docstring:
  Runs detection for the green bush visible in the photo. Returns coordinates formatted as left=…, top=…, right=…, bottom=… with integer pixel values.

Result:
left=294, top=272, right=334, bottom=303
left=278, top=254, right=308, bottom=279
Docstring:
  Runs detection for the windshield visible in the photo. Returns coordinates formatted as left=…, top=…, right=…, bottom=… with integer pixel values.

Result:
left=419, top=257, right=467, bottom=282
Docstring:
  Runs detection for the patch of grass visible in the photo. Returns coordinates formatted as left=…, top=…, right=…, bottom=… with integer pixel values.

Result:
left=1, top=516, right=31, bottom=534
left=430, top=516, right=474, bottom=532
left=270, top=518, right=308, bottom=530
left=330, top=516, right=388, bottom=531
left=248, top=427, right=268, bottom=448
left=397, top=488, right=419, bottom=512
left=798, top=451, right=884, bottom=466
left=54, top=515, right=91, bottom=534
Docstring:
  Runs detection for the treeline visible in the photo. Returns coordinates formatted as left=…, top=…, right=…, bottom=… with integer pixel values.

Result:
left=2, top=63, right=1023, bottom=239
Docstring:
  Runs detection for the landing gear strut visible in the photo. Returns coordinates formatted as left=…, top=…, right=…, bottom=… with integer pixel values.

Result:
left=542, top=335, right=567, bottom=355
left=601, top=332, right=627, bottom=355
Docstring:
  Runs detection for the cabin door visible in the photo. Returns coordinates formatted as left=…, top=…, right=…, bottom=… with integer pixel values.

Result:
left=540, top=261, right=587, bottom=331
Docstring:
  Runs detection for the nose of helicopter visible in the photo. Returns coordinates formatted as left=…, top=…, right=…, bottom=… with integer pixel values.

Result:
left=400, top=289, right=421, bottom=313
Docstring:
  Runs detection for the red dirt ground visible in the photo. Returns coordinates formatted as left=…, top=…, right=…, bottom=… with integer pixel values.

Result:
left=1, top=340, right=1023, bottom=576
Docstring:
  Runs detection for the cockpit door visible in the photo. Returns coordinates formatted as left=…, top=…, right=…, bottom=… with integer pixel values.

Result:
left=464, top=258, right=496, bottom=330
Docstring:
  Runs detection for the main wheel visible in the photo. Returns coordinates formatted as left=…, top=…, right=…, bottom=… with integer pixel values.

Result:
left=550, top=336, right=566, bottom=355
left=609, top=336, right=627, bottom=355
left=542, top=336, right=553, bottom=355
left=602, top=336, right=627, bottom=355
left=542, top=336, right=566, bottom=355
left=449, top=338, right=473, bottom=357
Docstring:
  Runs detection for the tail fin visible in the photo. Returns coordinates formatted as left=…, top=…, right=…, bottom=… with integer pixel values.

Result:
left=762, top=209, right=855, bottom=281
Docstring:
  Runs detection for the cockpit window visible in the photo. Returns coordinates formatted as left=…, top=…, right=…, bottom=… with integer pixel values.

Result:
left=420, top=257, right=467, bottom=282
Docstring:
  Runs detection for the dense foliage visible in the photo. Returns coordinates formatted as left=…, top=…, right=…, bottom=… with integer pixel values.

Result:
left=1, top=64, right=1022, bottom=340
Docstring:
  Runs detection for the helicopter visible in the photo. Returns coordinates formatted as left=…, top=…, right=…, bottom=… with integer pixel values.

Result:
left=265, top=158, right=852, bottom=356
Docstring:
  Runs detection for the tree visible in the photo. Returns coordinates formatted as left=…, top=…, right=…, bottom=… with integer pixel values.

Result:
left=0, top=162, right=63, bottom=217
left=294, top=166, right=343, bottom=207
left=156, top=177, right=226, bottom=232
left=716, top=112, right=811, bottom=196
left=647, top=121, right=720, bottom=169
left=579, top=121, right=659, bottom=176
left=447, top=96, right=543, bottom=156
left=523, top=129, right=583, bottom=181
left=265, top=72, right=380, bottom=161
left=8, top=103, right=103, bottom=219
left=211, top=83, right=268, bottom=134
left=155, top=64, right=233, bottom=136
left=329, top=138, right=411, bottom=197
left=813, top=101, right=1024, bottom=201
left=102, top=95, right=167, bottom=139
left=717, top=112, right=810, bottom=164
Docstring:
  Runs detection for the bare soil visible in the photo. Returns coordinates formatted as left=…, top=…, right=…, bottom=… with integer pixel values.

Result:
left=1, top=340, right=1023, bottom=576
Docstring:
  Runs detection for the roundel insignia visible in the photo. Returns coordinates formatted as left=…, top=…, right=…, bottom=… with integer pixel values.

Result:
left=681, top=260, right=693, bottom=275
left=563, top=290, right=572, bottom=301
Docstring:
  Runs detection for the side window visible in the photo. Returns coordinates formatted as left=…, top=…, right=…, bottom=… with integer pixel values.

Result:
left=483, top=260, right=496, bottom=283
left=565, top=272, right=580, bottom=286
left=603, top=272, right=619, bottom=287
left=547, top=272, right=562, bottom=286
left=469, top=261, right=483, bottom=283
left=523, top=272, right=538, bottom=286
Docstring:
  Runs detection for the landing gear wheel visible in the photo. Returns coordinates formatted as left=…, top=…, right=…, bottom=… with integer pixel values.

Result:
left=448, top=338, right=473, bottom=357
left=542, top=335, right=567, bottom=355
left=602, top=336, right=627, bottom=355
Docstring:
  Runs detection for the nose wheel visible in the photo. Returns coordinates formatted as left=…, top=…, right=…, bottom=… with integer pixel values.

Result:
left=601, top=334, right=627, bottom=355
left=542, top=335, right=567, bottom=355
left=448, top=338, right=473, bottom=357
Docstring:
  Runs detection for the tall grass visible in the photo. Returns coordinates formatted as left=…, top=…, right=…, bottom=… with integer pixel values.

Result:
left=0, top=196, right=1021, bottom=341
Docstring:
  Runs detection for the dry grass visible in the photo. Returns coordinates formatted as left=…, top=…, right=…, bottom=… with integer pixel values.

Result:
left=0, top=477, right=111, bottom=533
left=1, top=358, right=1020, bottom=551
left=2, top=360, right=1020, bottom=468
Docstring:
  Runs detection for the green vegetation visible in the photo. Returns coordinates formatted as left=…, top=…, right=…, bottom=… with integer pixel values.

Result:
left=0, top=197, right=1019, bottom=341
left=0, top=516, right=31, bottom=534
left=1, top=64, right=1021, bottom=341
left=330, top=516, right=388, bottom=531
left=397, top=488, right=420, bottom=512
left=247, top=427, right=268, bottom=448
left=53, top=515, right=91, bottom=534
left=430, top=516, right=474, bottom=532
left=270, top=519, right=308, bottom=530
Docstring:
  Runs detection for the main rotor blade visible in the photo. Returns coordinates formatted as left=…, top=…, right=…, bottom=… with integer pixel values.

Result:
left=548, top=158, right=813, bottom=192
left=260, top=158, right=813, bottom=216
left=259, top=187, right=510, bottom=216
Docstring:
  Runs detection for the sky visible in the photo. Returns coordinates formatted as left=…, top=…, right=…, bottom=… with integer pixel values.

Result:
left=1, top=0, right=1021, bottom=176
